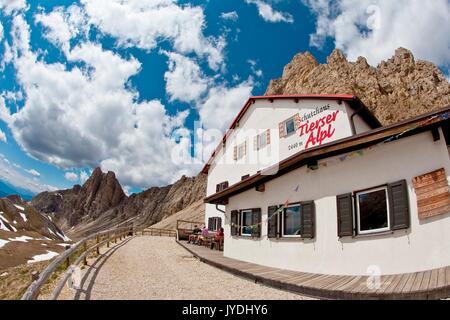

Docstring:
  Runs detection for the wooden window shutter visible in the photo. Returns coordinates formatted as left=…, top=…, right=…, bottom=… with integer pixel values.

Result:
left=223, top=181, right=229, bottom=189
left=251, top=208, right=261, bottom=238
left=217, top=217, right=222, bottom=230
left=231, top=210, right=238, bottom=236
left=278, top=122, right=286, bottom=138
left=216, top=184, right=220, bottom=193
left=300, top=201, right=315, bottom=239
left=337, top=193, right=354, bottom=237
left=294, top=113, right=301, bottom=130
left=266, top=129, right=271, bottom=145
left=253, top=136, right=258, bottom=151
left=388, top=180, right=410, bottom=230
left=267, top=205, right=279, bottom=238
left=233, top=146, right=237, bottom=160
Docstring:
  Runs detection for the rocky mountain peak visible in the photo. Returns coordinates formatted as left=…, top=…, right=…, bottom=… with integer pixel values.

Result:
left=326, top=48, right=348, bottom=65
left=266, top=47, right=450, bottom=125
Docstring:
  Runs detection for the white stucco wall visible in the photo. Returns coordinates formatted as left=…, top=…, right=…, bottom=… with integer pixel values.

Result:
left=223, top=129, right=450, bottom=276
left=205, top=98, right=374, bottom=226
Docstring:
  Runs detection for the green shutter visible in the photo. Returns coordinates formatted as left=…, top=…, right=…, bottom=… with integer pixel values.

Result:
left=337, top=193, right=354, bottom=237
left=300, top=201, right=315, bottom=239
left=388, top=180, right=410, bottom=230
left=231, top=210, right=238, bottom=236
left=251, top=208, right=261, bottom=238
left=267, top=205, right=279, bottom=238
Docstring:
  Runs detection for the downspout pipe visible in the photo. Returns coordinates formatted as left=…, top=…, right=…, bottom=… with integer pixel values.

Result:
left=215, top=204, right=226, bottom=213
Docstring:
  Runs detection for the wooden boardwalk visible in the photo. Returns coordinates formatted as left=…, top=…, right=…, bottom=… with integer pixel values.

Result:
left=177, top=241, right=450, bottom=300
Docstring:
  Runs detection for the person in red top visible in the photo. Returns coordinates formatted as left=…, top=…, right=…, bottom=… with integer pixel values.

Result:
left=211, top=227, right=224, bottom=250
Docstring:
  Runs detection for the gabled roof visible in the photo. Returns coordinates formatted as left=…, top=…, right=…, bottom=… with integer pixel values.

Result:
left=201, top=94, right=381, bottom=174
left=204, top=105, right=450, bottom=204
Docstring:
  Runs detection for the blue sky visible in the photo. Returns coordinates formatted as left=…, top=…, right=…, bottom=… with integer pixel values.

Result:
left=0, top=0, right=449, bottom=195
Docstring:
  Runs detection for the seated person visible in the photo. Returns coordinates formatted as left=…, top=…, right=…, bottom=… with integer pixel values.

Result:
left=197, top=226, right=209, bottom=245
left=188, top=225, right=201, bottom=243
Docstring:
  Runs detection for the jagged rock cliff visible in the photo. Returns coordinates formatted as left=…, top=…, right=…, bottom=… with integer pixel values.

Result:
left=266, top=48, right=450, bottom=125
left=31, top=168, right=207, bottom=237
left=32, top=167, right=126, bottom=230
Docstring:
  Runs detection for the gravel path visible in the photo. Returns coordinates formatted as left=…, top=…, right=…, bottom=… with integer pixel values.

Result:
left=58, top=236, right=313, bottom=300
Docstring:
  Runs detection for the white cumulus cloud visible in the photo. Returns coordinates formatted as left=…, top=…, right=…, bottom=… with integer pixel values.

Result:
left=164, top=51, right=209, bottom=103
left=0, top=129, right=6, bottom=143
left=0, top=0, right=27, bottom=15
left=25, top=168, right=40, bottom=177
left=35, top=5, right=89, bottom=53
left=80, top=0, right=225, bottom=70
left=79, top=170, right=89, bottom=184
left=198, top=79, right=254, bottom=133
left=245, top=0, right=294, bottom=23
left=0, top=154, right=56, bottom=193
left=64, top=172, right=78, bottom=181
left=220, top=11, right=238, bottom=21
left=3, top=14, right=200, bottom=189
left=304, top=0, right=450, bottom=66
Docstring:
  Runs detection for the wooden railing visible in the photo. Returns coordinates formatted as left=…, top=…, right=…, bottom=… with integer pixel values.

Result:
left=140, top=227, right=177, bottom=237
left=21, top=225, right=178, bottom=300
left=21, top=226, right=134, bottom=300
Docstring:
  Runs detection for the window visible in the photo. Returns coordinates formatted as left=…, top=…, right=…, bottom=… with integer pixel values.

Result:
left=337, top=180, right=410, bottom=238
left=285, top=118, right=296, bottom=136
left=279, top=114, right=300, bottom=138
left=356, top=187, right=390, bottom=234
left=208, top=217, right=222, bottom=231
left=282, top=204, right=301, bottom=237
left=253, top=129, right=271, bottom=151
left=241, top=174, right=250, bottom=181
left=257, top=132, right=267, bottom=149
left=237, top=144, right=245, bottom=159
left=241, top=210, right=253, bottom=236
left=233, top=141, right=247, bottom=160
left=216, top=181, right=229, bottom=193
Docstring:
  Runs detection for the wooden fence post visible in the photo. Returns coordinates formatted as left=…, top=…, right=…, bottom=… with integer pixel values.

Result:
left=107, top=233, right=110, bottom=248
left=83, top=242, right=88, bottom=266
left=96, top=236, right=100, bottom=255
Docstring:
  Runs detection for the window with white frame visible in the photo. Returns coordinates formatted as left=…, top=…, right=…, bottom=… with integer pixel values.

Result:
left=356, top=186, right=390, bottom=234
left=284, top=117, right=296, bottom=136
left=257, top=131, right=267, bottom=150
left=241, top=210, right=253, bottom=236
left=282, top=204, right=301, bottom=237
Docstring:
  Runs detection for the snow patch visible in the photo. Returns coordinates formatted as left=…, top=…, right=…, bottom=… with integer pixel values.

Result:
left=0, top=216, right=16, bottom=232
left=27, top=251, right=59, bottom=263
left=56, top=243, right=70, bottom=247
left=9, top=235, right=34, bottom=242
left=0, top=238, right=10, bottom=249
left=14, top=204, right=25, bottom=211
left=19, top=212, right=27, bottom=222
left=0, top=219, right=10, bottom=231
